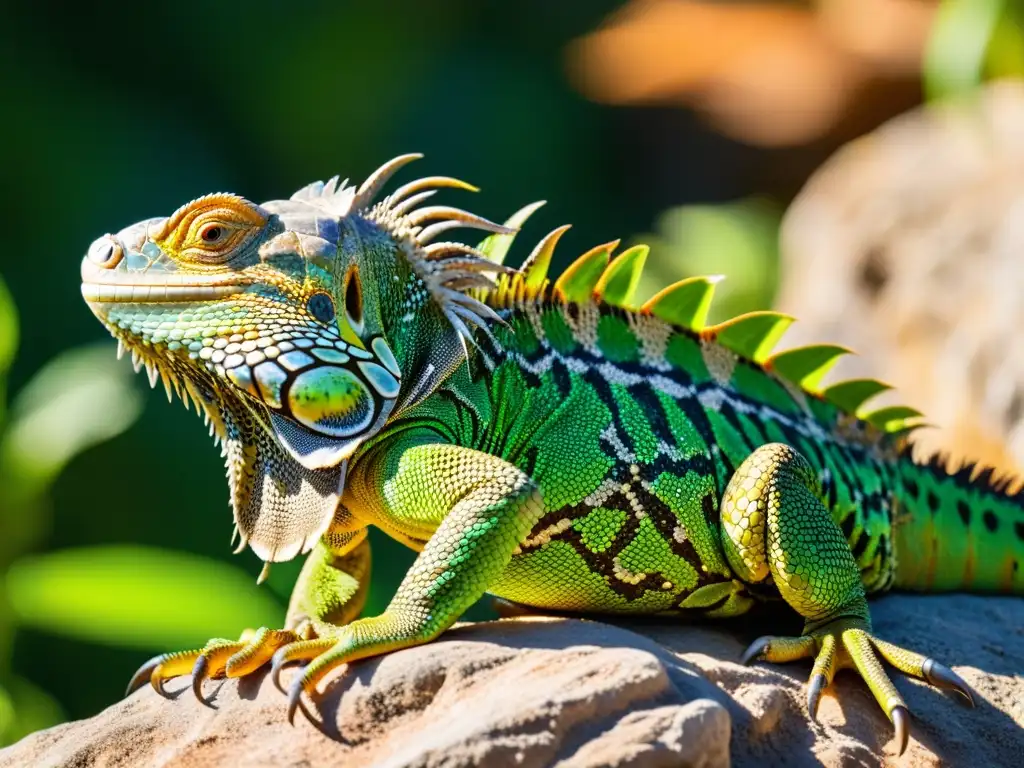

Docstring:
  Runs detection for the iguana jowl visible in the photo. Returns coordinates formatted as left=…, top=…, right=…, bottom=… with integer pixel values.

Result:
left=80, top=154, right=1023, bottom=754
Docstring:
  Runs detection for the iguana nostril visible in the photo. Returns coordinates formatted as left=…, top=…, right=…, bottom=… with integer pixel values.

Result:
left=87, top=236, right=124, bottom=268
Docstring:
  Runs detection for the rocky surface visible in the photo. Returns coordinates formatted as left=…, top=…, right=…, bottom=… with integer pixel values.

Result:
left=2, top=594, right=1021, bottom=767
left=778, top=79, right=1024, bottom=476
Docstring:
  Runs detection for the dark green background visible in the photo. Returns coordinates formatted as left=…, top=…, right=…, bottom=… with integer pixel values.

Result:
left=7, top=0, right=1003, bottom=741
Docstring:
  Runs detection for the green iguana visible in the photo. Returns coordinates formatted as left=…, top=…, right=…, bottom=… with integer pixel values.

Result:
left=80, top=154, right=1023, bottom=754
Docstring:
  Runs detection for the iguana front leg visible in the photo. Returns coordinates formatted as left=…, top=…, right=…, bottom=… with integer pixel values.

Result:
left=281, top=428, right=544, bottom=724
left=721, top=443, right=973, bottom=755
left=126, top=528, right=370, bottom=700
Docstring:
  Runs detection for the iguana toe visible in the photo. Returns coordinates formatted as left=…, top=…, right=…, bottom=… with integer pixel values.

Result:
left=270, top=638, right=334, bottom=693
left=741, top=633, right=816, bottom=665
left=223, top=628, right=299, bottom=678
left=126, top=649, right=210, bottom=697
left=127, top=628, right=305, bottom=702
left=742, top=619, right=974, bottom=757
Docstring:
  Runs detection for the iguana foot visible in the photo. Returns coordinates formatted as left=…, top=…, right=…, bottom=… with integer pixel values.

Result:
left=719, top=444, right=975, bottom=756
left=126, top=627, right=312, bottom=702
left=279, top=615, right=411, bottom=726
left=741, top=617, right=973, bottom=755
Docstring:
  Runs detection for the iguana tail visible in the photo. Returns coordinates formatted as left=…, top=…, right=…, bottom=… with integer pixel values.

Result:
left=893, top=449, right=1024, bottom=594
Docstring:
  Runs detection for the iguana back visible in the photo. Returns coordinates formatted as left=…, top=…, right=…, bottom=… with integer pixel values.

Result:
left=407, top=236, right=1023, bottom=613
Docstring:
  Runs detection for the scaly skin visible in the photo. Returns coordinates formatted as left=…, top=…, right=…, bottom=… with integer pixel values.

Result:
left=80, top=154, right=1022, bottom=755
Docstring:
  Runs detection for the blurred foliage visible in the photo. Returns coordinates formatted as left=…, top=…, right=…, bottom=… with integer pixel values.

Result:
left=631, top=199, right=782, bottom=323
left=0, top=280, right=290, bottom=746
left=8, top=546, right=283, bottom=652
left=0, top=274, right=141, bottom=743
left=925, top=0, right=1024, bottom=100
left=1, top=0, right=1023, bottom=748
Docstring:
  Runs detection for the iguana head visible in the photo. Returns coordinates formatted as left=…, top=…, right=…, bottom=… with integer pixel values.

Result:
left=80, top=154, right=513, bottom=568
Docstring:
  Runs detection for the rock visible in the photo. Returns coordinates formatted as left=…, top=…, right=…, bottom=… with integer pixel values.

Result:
left=2, top=594, right=1021, bottom=767
left=777, top=79, right=1024, bottom=475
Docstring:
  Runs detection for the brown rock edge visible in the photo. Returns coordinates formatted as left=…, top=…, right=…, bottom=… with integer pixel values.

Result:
left=1, top=595, right=1020, bottom=767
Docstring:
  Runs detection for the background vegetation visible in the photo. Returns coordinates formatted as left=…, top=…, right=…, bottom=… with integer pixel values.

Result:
left=0, top=0, right=1019, bottom=744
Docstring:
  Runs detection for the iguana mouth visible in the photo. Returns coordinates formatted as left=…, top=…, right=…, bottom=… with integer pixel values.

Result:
left=81, top=262, right=245, bottom=303
left=81, top=282, right=244, bottom=303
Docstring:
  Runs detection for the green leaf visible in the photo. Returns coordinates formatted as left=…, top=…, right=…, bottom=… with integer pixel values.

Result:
left=0, top=343, right=143, bottom=503
left=0, top=273, right=19, bottom=384
left=0, top=676, right=65, bottom=747
left=0, top=683, right=12, bottom=744
left=5, top=546, right=284, bottom=651
left=924, top=0, right=1005, bottom=100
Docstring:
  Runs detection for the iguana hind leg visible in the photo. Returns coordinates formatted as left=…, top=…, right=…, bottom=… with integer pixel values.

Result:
left=126, top=529, right=371, bottom=701
left=720, top=443, right=972, bottom=756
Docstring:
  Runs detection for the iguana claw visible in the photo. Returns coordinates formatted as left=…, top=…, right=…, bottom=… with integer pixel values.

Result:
left=740, top=636, right=772, bottom=666
left=922, top=657, right=974, bottom=705
left=191, top=655, right=210, bottom=702
left=126, top=649, right=209, bottom=697
left=125, top=655, right=164, bottom=697
left=270, top=653, right=290, bottom=694
left=286, top=674, right=311, bottom=726
left=806, top=673, right=827, bottom=719
left=892, top=705, right=910, bottom=756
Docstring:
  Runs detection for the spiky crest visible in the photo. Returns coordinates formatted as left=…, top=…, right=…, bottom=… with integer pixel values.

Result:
left=765, top=344, right=852, bottom=392
left=468, top=208, right=925, bottom=435
left=822, top=379, right=893, bottom=415
left=553, top=241, right=618, bottom=303
left=703, top=311, right=794, bottom=364
left=289, top=175, right=356, bottom=215
left=594, top=245, right=648, bottom=307
left=641, top=276, right=723, bottom=331
left=316, top=153, right=925, bottom=436
left=909, top=446, right=1024, bottom=501
left=294, top=155, right=518, bottom=355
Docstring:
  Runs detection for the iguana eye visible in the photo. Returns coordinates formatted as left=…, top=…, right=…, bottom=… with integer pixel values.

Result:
left=154, top=193, right=268, bottom=266
left=178, top=215, right=257, bottom=264
left=200, top=224, right=225, bottom=244
left=344, top=265, right=364, bottom=333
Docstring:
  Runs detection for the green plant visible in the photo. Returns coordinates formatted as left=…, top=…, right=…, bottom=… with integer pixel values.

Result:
left=925, top=0, right=1024, bottom=101
left=629, top=197, right=782, bottom=324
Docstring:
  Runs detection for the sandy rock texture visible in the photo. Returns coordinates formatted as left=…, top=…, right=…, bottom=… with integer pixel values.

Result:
left=777, top=79, right=1024, bottom=475
left=2, top=594, right=1020, bottom=768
